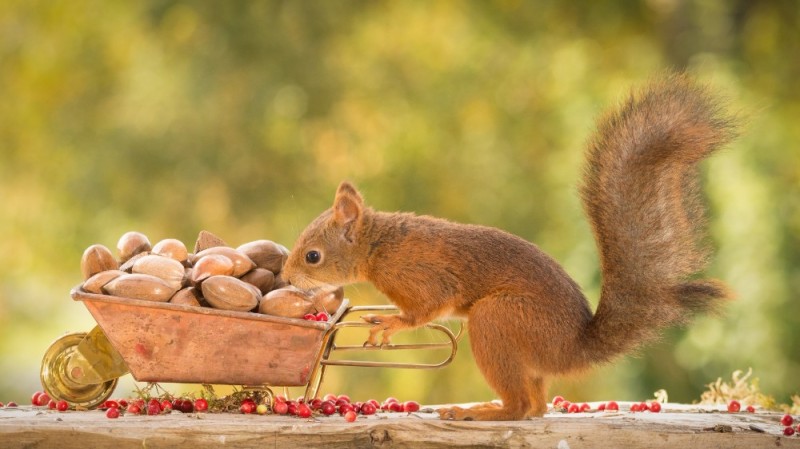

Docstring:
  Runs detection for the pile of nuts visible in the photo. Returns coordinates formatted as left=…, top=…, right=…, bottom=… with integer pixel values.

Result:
left=80, top=230, right=343, bottom=320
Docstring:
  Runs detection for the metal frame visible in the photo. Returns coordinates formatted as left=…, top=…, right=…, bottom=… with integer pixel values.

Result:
left=303, top=305, right=464, bottom=400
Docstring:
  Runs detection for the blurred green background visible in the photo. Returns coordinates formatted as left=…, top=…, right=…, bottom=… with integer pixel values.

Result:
left=1, top=0, right=798, bottom=407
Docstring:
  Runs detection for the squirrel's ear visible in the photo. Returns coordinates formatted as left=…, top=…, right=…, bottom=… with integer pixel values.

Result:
left=332, top=181, right=364, bottom=241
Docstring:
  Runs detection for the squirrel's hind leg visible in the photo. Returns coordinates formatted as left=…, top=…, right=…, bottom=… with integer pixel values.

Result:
left=439, top=297, right=548, bottom=420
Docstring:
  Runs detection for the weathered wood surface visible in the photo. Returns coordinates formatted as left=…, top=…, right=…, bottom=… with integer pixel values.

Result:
left=1, top=403, right=798, bottom=449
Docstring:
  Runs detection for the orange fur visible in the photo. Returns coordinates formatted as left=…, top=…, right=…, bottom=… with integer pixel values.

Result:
left=281, top=73, right=736, bottom=421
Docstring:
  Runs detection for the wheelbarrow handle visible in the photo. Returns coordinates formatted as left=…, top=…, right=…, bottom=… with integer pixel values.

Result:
left=302, top=304, right=464, bottom=400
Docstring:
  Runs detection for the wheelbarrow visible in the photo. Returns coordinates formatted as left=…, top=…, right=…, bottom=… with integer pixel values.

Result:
left=40, top=286, right=462, bottom=409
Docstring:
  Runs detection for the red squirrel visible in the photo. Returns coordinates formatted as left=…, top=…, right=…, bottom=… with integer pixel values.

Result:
left=281, top=73, right=736, bottom=421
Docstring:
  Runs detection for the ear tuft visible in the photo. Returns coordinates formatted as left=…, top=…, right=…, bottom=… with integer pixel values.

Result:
left=332, top=182, right=364, bottom=237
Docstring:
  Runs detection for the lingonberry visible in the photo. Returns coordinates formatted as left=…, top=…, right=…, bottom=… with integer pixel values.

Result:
left=403, top=401, right=421, bottom=413
left=287, top=401, right=298, bottom=415
left=118, top=399, right=129, bottom=407
left=568, top=403, right=580, bottom=413
left=368, top=399, right=381, bottom=409
left=361, top=402, right=377, bottom=415
left=32, top=391, right=42, bottom=405
left=57, top=400, right=69, bottom=412
left=322, top=393, right=337, bottom=402
left=337, top=394, right=351, bottom=403
left=194, top=398, right=209, bottom=412
left=781, top=414, right=794, bottom=427
left=240, top=401, right=255, bottom=414
left=746, top=405, right=755, bottom=413
left=389, top=401, right=404, bottom=413
left=559, top=401, right=571, bottom=411
left=147, top=401, right=161, bottom=416
left=180, top=399, right=194, bottom=413
left=579, top=403, right=591, bottom=413
left=7, top=402, right=18, bottom=407
left=320, top=401, right=336, bottom=416
left=339, top=403, right=355, bottom=415
left=48, top=399, right=57, bottom=410
left=303, top=313, right=316, bottom=321
left=105, top=400, right=120, bottom=409
left=784, top=426, right=795, bottom=437
left=127, top=404, right=141, bottom=414
left=315, top=312, right=329, bottom=322
left=649, top=402, right=662, bottom=413
left=273, top=401, right=289, bottom=415
left=0, top=402, right=4, bottom=407
left=598, top=403, right=606, bottom=411
left=552, top=396, right=565, bottom=406
left=605, top=401, right=618, bottom=412
left=344, top=410, right=357, bottom=422
left=106, top=407, right=120, bottom=419
left=297, top=403, right=312, bottom=418
left=727, top=400, right=741, bottom=413
left=630, top=403, right=641, bottom=412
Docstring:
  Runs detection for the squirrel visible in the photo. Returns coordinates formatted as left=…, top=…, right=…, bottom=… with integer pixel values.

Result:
left=281, top=73, right=736, bottom=421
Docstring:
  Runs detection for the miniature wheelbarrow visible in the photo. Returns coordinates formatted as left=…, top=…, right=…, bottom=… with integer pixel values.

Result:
left=40, top=286, right=462, bottom=409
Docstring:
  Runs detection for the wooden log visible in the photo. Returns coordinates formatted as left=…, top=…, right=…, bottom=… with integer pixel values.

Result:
left=1, top=403, right=798, bottom=449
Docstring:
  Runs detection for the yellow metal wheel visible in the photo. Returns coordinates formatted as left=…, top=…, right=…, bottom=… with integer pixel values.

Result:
left=40, top=332, right=118, bottom=409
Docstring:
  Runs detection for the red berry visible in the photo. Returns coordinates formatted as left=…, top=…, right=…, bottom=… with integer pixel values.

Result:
left=389, top=401, right=404, bottom=412
left=649, top=402, right=662, bottom=413
left=781, top=414, right=795, bottom=427
left=315, top=312, right=329, bottom=322
left=105, top=400, right=120, bottom=409
left=630, top=403, right=641, bottom=412
left=180, top=399, right=194, bottom=413
left=194, top=398, right=208, bottom=412
left=273, top=401, right=289, bottom=415
left=303, top=313, right=316, bottom=321
left=568, top=403, right=580, bottom=413
left=310, top=398, right=323, bottom=410
left=784, top=426, right=795, bottom=437
left=287, top=401, right=298, bottom=415
left=106, top=407, right=120, bottom=419
left=0, top=402, right=4, bottom=407
left=727, top=400, right=741, bottom=413
left=603, top=401, right=617, bottom=412
left=297, top=403, right=312, bottom=418
left=118, top=399, right=129, bottom=407
left=339, top=403, right=355, bottom=415
left=552, top=395, right=565, bottom=406
left=344, top=410, right=357, bottom=422
left=368, top=399, right=380, bottom=409
left=127, top=404, right=141, bottom=414
left=56, top=400, right=69, bottom=412
left=403, top=401, right=421, bottom=413
left=32, top=391, right=42, bottom=405
left=7, top=401, right=17, bottom=407
left=746, top=405, right=755, bottom=413
left=337, top=394, right=351, bottom=403
left=383, top=397, right=398, bottom=405
left=240, top=401, right=255, bottom=414
left=579, top=403, right=591, bottom=412
left=361, top=402, right=377, bottom=415
left=147, top=402, right=161, bottom=415
left=320, top=401, right=336, bottom=416
left=559, top=401, right=571, bottom=411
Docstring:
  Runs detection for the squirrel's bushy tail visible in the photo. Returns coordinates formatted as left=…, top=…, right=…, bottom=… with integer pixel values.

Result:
left=579, top=73, right=736, bottom=365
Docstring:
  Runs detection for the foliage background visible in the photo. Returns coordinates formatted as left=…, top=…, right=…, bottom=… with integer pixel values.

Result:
left=1, top=0, right=798, bottom=406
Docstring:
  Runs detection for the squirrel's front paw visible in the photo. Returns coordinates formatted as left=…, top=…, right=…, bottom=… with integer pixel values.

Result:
left=361, top=314, right=395, bottom=347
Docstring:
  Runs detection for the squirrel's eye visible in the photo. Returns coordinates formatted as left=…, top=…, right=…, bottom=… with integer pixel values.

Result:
left=305, top=250, right=321, bottom=265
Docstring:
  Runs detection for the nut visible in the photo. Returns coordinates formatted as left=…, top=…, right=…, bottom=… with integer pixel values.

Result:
left=193, top=230, right=227, bottom=253
left=83, top=270, right=126, bottom=294
left=170, top=287, right=202, bottom=307
left=236, top=240, right=289, bottom=274
left=117, top=231, right=152, bottom=263
left=132, top=254, right=186, bottom=291
left=102, top=273, right=177, bottom=302
left=259, top=286, right=314, bottom=318
left=191, top=247, right=255, bottom=277
left=310, top=285, right=345, bottom=314
left=201, top=275, right=260, bottom=312
left=151, top=238, right=189, bottom=264
left=240, top=268, right=275, bottom=295
left=81, top=244, right=119, bottom=280
left=190, top=254, right=235, bottom=284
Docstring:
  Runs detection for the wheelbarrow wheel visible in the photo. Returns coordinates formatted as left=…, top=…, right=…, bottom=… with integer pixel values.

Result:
left=40, top=332, right=118, bottom=409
